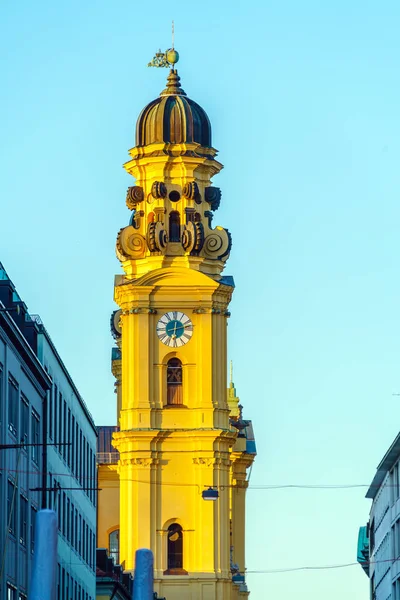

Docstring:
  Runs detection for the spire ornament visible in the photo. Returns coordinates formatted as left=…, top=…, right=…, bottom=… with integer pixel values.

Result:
left=147, top=21, right=180, bottom=69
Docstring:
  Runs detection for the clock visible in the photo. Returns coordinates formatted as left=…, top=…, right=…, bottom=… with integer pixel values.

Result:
left=156, top=311, right=193, bottom=347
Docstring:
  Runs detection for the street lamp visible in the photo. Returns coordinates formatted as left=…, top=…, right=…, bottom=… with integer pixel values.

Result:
left=202, top=487, right=219, bottom=501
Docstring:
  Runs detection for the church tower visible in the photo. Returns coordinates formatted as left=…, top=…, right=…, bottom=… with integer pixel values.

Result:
left=105, top=49, right=256, bottom=600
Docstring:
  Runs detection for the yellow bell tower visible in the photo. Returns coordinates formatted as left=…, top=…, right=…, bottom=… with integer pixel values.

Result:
left=101, top=49, right=256, bottom=600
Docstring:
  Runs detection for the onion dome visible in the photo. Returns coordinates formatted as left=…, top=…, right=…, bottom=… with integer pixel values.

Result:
left=135, top=70, right=212, bottom=148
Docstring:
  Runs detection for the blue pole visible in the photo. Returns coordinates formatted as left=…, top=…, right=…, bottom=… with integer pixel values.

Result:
left=133, top=548, right=154, bottom=600
left=29, top=510, right=58, bottom=600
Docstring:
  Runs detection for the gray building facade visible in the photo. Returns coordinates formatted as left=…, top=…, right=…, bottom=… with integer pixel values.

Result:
left=0, top=262, right=97, bottom=600
left=0, top=264, right=51, bottom=600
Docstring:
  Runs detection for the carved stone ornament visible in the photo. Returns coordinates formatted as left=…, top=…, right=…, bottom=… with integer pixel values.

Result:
left=192, top=457, right=213, bottom=467
left=110, top=310, right=122, bottom=340
left=116, top=226, right=146, bottom=261
left=147, top=221, right=168, bottom=253
left=182, top=221, right=205, bottom=254
left=151, top=181, right=167, bottom=199
left=205, top=186, right=222, bottom=211
left=183, top=181, right=200, bottom=201
left=126, top=186, right=144, bottom=210
left=120, top=457, right=151, bottom=468
left=202, top=227, right=231, bottom=261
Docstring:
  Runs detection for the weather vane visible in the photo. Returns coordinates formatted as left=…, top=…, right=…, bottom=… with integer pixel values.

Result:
left=148, top=20, right=179, bottom=68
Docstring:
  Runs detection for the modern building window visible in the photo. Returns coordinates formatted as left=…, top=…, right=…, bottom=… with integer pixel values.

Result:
left=167, top=358, right=183, bottom=406
left=75, top=509, right=78, bottom=551
left=31, top=410, right=40, bottom=465
left=7, top=479, right=16, bottom=535
left=21, top=394, right=29, bottom=449
left=6, top=583, right=16, bottom=600
left=71, top=502, right=75, bottom=548
left=8, top=377, right=18, bottom=436
left=62, top=492, right=66, bottom=536
left=58, top=391, right=62, bottom=453
left=82, top=518, right=86, bottom=561
left=49, top=384, right=54, bottom=440
left=169, top=211, right=181, bottom=242
left=167, top=524, right=184, bottom=572
left=370, top=518, right=375, bottom=553
left=392, top=463, right=400, bottom=503
left=20, top=495, right=28, bottom=545
left=63, top=399, right=67, bottom=460
left=0, top=364, right=3, bottom=424
left=75, top=422, right=79, bottom=478
left=67, top=408, right=71, bottom=467
left=66, top=497, right=70, bottom=542
left=79, top=430, right=83, bottom=485
left=31, top=506, right=37, bottom=553
left=71, top=415, right=75, bottom=476
left=109, top=529, right=119, bottom=564
left=54, top=384, right=58, bottom=444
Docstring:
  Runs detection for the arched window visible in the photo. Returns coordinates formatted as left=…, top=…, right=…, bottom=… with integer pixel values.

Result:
left=169, top=211, right=180, bottom=242
left=167, top=358, right=183, bottom=406
left=109, top=529, right=119, bottom=564
left=167, top=524, right=183, bottom=571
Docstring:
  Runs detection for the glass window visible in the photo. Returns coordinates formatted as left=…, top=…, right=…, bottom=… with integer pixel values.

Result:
left=167, top=358, right=183, bottom=405
left=109, top=529, right=119, bottom=564
left=31, top=506, right=37, bottom=553
left=7, top=584, right=16, bottom=600
left=31, top=411, right=40, bottom=465
left=54, top=384, right=58, bottom=445
left=75, top=508, right=78, bottom=551
left=20, top=495, right=28, bottom=545
left=0, top=364, right=3, bottom=425
left=48, top=384, right=53, bottom=440
left=21, top=395, right=29, bottom=449
left=71, top=415, right=75, bottom=476
left=71, top=502, right=75, bottom=548
left=63, top=400, right=67, bottom=460
left=79, top=430, right=83, bottom=485
left=167, top=523, right=183, bottom=571
left=62, top=492, right=66, bottom=536
left=8, top=377, right=18, bottom=436
left=7, top=480, right=16, bottom=535
left=67, top=408, right=71, bottom=468
left=58, top=391, right=62, bottom=453
left=66, top=497, right=70, bottom=542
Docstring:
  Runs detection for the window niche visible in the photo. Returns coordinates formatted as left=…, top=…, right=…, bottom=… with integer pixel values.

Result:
left=109, top=529, right=119, bottom=565
left=169, top=211, right=181, bottom=242
left=164, top=523, right=187, bottom=575
left=167, top=358, right=183, bottom=406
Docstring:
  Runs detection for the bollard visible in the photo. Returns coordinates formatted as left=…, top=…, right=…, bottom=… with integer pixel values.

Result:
left=133, top=548, right=154, bottom=600
left=29, top=510, right=58, bottom=600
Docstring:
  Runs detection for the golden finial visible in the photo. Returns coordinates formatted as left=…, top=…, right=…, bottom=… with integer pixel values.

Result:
left=230, top=360, right=234, bottom=386
left=148, top=21, right=180, bottom=68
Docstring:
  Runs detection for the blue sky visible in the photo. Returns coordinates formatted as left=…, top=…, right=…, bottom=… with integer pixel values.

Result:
left=2, top=0, right=400, bottom=597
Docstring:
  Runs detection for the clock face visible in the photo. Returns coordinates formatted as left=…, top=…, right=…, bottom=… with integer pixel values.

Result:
left=156, top=311, right=193, bottom=347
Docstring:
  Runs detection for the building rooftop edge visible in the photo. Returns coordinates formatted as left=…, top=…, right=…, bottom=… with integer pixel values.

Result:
left=0, top=300, right=51, bottom=392
left=366, top=430, right=400, bottom=499
left=36, top=322, right=97, bottom=435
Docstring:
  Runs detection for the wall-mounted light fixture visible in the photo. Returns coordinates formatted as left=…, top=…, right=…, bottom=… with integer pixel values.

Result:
left=202, top=487, right=219, bottom=501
